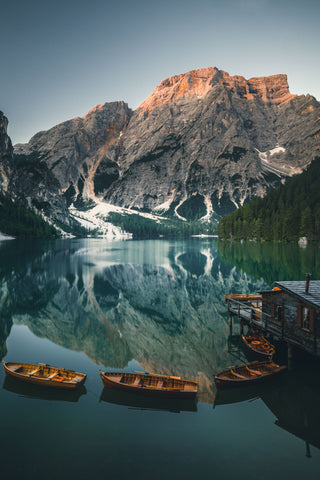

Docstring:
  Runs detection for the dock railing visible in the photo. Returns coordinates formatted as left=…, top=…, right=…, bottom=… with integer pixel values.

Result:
left=225, top=294, right=276, bottom=334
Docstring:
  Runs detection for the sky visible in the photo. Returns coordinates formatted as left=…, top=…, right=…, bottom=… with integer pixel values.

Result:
left=1, top=0, right=320, bottom=144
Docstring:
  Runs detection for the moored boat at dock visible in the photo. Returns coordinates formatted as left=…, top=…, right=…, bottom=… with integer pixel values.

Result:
left=242, top=331, right=276, bottom=358
left=214, top=360, right=287, bottom=389
left=99, top=370, right=198, bottom=398
left=3, top=362, right=87, bottom=390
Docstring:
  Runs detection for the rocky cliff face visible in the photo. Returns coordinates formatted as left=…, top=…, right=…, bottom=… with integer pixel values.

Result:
left=103, top=68, right=320, bottom=218
left=10, top=67, right=320, bottom=227
left=0, top=111, right=13, bottom=194
left=13, top=102, right=132, bottom=222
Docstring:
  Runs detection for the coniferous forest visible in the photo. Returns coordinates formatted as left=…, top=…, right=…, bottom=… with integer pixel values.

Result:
left=107, top=212, right=217, bottom=238
left=0, top=194, right=57, bottom=238
left=218, top=157, right=320, bottom=242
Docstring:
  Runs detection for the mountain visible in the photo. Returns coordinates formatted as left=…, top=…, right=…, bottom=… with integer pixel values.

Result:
left=104, top=67, right=320, bottom=219
left=12, top=101, right=132, bottom=231
left=0, top=111, right=13, bottom=194
left=3, top=67, right=320, bottom=235
left=0, top=111, right=58, bottom=238
left=218, top=156, right=320, bottom=242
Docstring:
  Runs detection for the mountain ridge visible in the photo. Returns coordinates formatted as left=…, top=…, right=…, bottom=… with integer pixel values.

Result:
left=1, top=66, right=320, bottom=236
left=138, top=67, right=297, bottom=115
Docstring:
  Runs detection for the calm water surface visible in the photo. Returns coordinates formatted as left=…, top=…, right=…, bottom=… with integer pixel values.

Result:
left=0, top=238, right=320, bottom=479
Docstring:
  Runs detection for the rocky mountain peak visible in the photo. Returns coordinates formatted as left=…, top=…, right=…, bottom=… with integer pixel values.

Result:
left=138, top=67, right=220, bottom=113
left=3, top=67, right=320, bottom=235
left=13, top=101, right=132, bottom=200
left=138, top=67, right=297, bottom=115
left=246, top=74, right=296, bottom=104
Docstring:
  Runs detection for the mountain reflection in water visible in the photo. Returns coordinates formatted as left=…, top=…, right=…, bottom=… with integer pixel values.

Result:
left=0, top=239, right=320, bottom=409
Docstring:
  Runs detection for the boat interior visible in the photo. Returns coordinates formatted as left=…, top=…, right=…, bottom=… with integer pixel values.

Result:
left=221, top=361, right=280, bottom=380
left=112, top=373, right=196, bottom=391
left=8, top=363, right=83, bottom=383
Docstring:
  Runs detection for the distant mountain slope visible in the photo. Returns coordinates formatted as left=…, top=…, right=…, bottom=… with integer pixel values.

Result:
left=13, top=101, right=132, bottom=215
left=218, top=157, right=320, bottom=242
left=13, top=68, right=320, bottom=227
left=0, top=112, right=57, bottom=238
left=1, top=66, right=320, bottom=235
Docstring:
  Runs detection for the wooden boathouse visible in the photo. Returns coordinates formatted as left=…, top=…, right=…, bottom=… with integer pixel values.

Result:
left=226, top=277, right=320, bottom=357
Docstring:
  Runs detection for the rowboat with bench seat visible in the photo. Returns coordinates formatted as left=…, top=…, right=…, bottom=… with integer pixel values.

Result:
left=3, top=362, right=86, bottom=390
left=242, top=331, right=275, bottom=358
left=99, top=371, right=198, bottom=398
left=214, top=360, right=286, bottom=389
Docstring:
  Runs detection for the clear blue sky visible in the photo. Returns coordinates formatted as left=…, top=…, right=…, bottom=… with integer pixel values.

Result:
left=1, top=0, right=320, bottom=144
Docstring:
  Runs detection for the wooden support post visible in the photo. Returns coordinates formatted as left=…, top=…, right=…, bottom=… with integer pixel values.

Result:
left=287, top=344, right=293, bottom=370
left=240, top=321, right=244, bottom=335
left=229, top=314, right=233, bottom=334
left=305, top=442, right=312, bottom=458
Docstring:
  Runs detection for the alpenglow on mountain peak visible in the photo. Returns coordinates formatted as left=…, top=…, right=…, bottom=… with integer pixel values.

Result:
left=4, top=66, right=320, bottom=235
left=137, top=67, right=297, bottom=114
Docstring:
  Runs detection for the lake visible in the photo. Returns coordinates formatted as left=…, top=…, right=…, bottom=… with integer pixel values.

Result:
left=0, top=238, right=320, bottom=479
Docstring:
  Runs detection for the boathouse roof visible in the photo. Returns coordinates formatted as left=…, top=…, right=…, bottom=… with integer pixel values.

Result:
left=274, top=281, right=320, bottom=310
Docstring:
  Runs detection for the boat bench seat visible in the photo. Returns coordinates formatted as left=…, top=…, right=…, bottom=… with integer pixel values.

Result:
left=48, top=372, right=58, bottom=379
left=184, top=385, right=195, bottom=391
left=133, top=378, right=141, bottom=386
left=29, top=368, right=40, bottom=376
left=230, top=369, right=247, bottom=379
left=12, top=365, right=23, bottom=372
left=156, top=380, right=163, bottom=388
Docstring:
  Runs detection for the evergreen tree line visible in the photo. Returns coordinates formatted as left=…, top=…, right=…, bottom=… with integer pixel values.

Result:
left=0, top=194, right=57, bottom=238
left=218, top=157, right=320, bottom=242
left=108, top=212, right=217, bottom=239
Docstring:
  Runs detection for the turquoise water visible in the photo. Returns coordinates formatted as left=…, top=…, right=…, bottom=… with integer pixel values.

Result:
left=0, top=238, right=320, bottom=479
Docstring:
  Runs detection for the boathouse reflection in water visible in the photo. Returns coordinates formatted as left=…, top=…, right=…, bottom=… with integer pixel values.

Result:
left=0, top=238, right=320, bottom=456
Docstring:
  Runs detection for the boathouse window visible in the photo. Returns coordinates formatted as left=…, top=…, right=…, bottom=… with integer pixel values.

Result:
left=270, top=303, right=282, bottom=323
left=297, top=304, right=315, bottom=333
left=276, top=306, right=282, bottom=322
left=302, top=307, right=310, bottom=331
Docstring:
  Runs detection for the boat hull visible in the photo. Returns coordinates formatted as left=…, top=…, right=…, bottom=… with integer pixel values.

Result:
left=242, top=333, right=275, bottom=359
left=100, top=371, right=198, bottom=399
left=3, top=362, right=86, bottom=390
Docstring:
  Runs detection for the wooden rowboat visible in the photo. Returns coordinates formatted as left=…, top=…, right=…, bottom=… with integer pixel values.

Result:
left=242, top=332, right=275, bottom=358
left=99, top=371, right=198, bottom=398
left=3, top=362, right=86, bottom=390
left=214, top=360, right=287, bottom=389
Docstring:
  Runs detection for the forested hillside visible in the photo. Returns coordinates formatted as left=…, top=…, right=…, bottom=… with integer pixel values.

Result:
left=0, top=194, right=57, bottom=238
left=218, top=158, right=320, bottom=242
left=107, top=212, right=217, bottom=238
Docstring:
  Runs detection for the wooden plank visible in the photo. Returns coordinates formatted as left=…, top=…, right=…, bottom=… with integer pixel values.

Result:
left=230, top=369, right=247, bottom=379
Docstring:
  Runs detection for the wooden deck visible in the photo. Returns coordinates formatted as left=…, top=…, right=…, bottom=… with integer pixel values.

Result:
left=226, top=295, right=284, bottom=335
left=226, top=294, right=320, bottom=356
